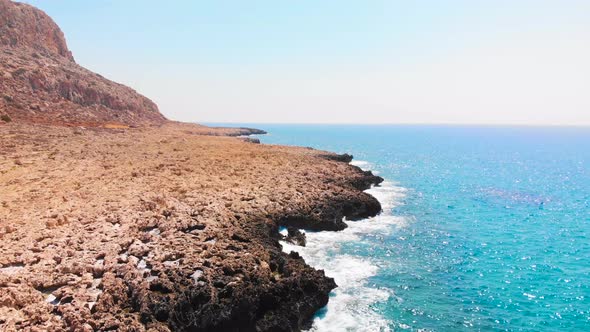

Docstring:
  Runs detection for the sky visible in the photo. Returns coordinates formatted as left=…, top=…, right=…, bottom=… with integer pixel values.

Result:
left=26, top=0, right=590, bottom=125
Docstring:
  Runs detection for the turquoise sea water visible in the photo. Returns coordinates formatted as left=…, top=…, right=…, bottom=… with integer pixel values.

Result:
left=223, top=124, right=590, bottom=331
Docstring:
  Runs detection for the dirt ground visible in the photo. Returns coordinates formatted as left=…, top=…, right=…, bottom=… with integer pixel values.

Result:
left=0, top=121, right=382, bottom=331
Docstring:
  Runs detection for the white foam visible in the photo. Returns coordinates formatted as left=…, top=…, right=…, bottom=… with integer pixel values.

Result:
left=279, top=227, right=288, bottom=236
left=281, top=177, right=407, bottom=332
left=349, top=160, right=371, bottom=169
left=366, top=181, right=407, bottom=213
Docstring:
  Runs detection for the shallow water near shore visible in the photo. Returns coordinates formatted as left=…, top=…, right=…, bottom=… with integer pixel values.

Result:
left=214, top=124, right=590, bottom=331
left=281, top=180, right=406, bottom=331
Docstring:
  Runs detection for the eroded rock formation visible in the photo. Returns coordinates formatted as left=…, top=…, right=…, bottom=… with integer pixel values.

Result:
left=0, top=0, right=166, bottom=127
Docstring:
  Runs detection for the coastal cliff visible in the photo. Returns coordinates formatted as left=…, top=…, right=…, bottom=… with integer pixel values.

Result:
left=0, top=0, right=166, bottom=127
left=0, top=1, right=383, bottom=331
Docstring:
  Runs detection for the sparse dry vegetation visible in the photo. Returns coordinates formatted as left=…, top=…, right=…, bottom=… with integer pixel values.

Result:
left=0, top=122, right=381, bottom=331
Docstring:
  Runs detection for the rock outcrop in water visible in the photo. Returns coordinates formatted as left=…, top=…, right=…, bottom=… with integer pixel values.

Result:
left=0, top=0, right=166, bottom=127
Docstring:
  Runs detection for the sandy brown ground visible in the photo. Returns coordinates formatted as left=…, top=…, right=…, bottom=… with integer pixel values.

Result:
left=0, top=121, right=382, bottom=331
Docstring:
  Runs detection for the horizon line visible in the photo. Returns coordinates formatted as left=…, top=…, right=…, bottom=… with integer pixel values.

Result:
left=199, top=121, right=590, bottom=128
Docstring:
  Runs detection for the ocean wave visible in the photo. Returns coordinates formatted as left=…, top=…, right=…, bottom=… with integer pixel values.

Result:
left=367, top=182, right=407, bottom=213
left=349, top=160, right=371, bottom=169
left=280, top=162, right=407, bottom=332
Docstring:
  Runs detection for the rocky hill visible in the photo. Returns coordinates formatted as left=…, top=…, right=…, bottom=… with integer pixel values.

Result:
left=0, top=1, right=386, bottom=331
left=0, top=0, right=166, bottom=127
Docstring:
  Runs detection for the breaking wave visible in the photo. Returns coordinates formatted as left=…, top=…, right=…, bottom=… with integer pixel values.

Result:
left=281, top=161, right=407, bottom=332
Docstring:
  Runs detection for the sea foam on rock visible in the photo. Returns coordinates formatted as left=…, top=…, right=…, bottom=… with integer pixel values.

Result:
left=281, top=161, right=407, bottom=332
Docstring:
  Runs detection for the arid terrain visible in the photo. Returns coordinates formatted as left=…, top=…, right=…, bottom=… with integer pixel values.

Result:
left=0, top=1, right=384, bottom=330
left=0, top=0, right=165, bottom=127
left=0, top=122, right=382, bottom=331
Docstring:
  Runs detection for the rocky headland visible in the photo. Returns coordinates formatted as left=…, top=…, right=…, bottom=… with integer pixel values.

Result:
left=0, top=1, right=383, bottom=331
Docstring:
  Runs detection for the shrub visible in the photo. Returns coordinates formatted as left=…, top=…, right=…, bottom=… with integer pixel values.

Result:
left=1, top=114, right=12, bottom=122
left=12, top=68, right=26, bottom=77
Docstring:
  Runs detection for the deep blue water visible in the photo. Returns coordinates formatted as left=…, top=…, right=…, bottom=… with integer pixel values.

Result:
left=219, top=124, right=590, bottom=331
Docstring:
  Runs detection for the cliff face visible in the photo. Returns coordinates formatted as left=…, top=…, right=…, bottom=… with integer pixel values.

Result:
left=0, top=0, right=166, bottom=127
left=0, top=0, right=73, bottom=60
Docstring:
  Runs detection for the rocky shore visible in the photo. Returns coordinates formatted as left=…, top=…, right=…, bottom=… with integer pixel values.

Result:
left=0, top=1, right=384, bottom=330
left=0, top=121, right=383, bottom=331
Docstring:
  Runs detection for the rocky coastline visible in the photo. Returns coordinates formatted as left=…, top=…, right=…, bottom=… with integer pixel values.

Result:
left=0, top=1, right=385, bottom=330
left=0, top=122, right=383, bottom=331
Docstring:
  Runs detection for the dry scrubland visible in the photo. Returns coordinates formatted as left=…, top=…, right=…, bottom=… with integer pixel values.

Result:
left=0, top=0, right=383, bottom=330
left=0, top=122, right=382, bottom=331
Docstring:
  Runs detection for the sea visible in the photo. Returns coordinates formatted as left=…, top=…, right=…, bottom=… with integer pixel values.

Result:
left=217, top=124, right=590, bottom=331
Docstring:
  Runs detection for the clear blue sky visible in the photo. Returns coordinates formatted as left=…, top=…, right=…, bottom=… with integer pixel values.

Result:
left=27, top=0, right=590, bottom=125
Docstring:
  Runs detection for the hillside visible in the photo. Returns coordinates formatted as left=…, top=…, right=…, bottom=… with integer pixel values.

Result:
left=0, top=1, right=384, bottom=331
left=0, top=0, right=166, bottom=127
